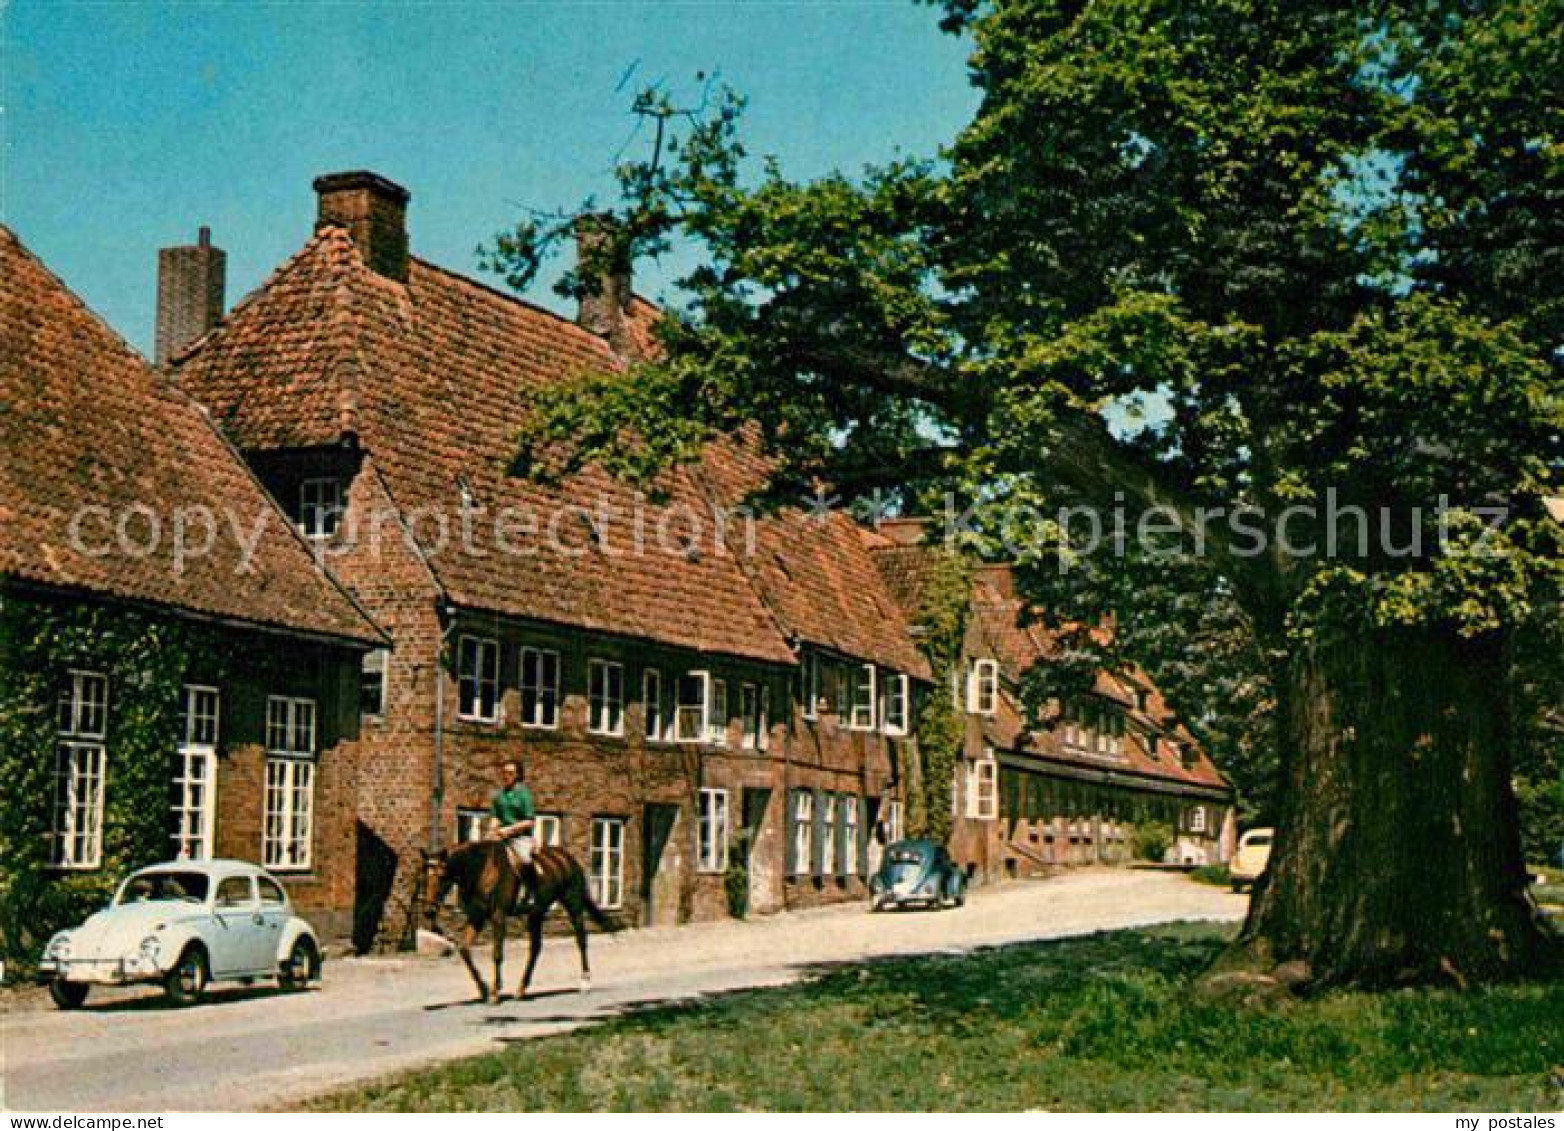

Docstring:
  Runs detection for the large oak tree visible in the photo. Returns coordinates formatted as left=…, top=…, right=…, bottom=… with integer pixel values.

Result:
left=495, top=0, right=1562, bottom=987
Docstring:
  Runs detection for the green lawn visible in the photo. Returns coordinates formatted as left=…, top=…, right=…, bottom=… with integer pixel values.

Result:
left=309, top=924, right=1564, bottom=1112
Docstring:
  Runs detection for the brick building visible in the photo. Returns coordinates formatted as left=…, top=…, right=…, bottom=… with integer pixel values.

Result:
left=0, top=227, right=383, bottom=938
left=871, top=521, right=1236, bottom=882
left=171, top=173, right=931, bottom=945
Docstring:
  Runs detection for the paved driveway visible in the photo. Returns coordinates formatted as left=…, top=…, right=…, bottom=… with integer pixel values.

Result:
left=2, top=869, right=1245, bottom=1111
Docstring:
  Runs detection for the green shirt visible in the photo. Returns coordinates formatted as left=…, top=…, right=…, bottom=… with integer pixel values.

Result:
left=492, top=784, right=536, bottom=827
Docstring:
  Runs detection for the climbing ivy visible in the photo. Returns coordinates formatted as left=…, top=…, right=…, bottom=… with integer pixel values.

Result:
left=905, top=551, right=971, bottom=846
left=0, top=595, right=234, bottom=969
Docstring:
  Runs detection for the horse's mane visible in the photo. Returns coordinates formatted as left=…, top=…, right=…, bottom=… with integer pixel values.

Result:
left=444, top=839, right=500, bottom=882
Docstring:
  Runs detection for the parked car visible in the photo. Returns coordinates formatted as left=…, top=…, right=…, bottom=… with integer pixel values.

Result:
left=869, top=839, right=967, bottom=911
left=1230, top=827, right=1274, bottom=892
left=38, top=860, right=321, bottom=1009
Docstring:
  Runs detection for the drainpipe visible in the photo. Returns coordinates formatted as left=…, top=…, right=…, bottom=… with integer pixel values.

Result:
left=430, top=602, right=456, bottom=851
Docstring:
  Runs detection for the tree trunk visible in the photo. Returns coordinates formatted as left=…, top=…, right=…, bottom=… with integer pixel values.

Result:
left=1233, top=626, right=1559, bottom=988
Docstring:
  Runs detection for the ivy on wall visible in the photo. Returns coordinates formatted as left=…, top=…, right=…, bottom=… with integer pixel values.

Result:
left=905, top=551, right=971, bottom=845
left=0, top=594, right=234, bottom=968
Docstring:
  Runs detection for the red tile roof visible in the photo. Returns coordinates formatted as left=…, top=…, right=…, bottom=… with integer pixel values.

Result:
left=870, top=540, right=1227, bottom=793
left=178, top=228, right=896, bottom=666
left=700, top=440, right=932, bottom=679
left=0, top=227, right=382, bottom=646
left=969, top=572, right=1228, bottom=792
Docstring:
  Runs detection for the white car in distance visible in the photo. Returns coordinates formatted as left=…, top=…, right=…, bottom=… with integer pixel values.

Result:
left=39, top=860, right=321, bottom=1009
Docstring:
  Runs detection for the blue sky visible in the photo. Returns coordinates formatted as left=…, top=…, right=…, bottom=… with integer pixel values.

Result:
left=3, top=2, right=977, bottom=354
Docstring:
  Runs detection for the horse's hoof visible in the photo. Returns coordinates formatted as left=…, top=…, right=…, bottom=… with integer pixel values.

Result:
left=579, top=977, right=592, bottom=995
left=516, top=984, right=528, bottom=1001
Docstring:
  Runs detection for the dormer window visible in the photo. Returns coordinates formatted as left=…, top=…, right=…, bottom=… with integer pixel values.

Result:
left=967, top=659, right=999, bottom=717
left=299, top=478, right=342, bottom=538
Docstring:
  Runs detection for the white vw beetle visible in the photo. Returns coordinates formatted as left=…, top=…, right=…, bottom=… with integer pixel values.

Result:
left=39, top=860, right=321, bottom=1009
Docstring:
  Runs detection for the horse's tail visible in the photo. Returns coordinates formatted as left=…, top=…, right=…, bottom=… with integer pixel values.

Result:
left=582, top=887, right=626, bottom=934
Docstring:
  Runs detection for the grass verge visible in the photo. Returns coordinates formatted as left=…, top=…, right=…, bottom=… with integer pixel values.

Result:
left=306, top=923, right=1564, bottom=1112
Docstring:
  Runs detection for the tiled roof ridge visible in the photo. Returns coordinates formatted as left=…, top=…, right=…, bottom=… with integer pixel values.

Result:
left=409, top=255, right=627, bottom=364
left=1, top=226, right=154, bottom=377
left=168, top=226, right=352, bottom=369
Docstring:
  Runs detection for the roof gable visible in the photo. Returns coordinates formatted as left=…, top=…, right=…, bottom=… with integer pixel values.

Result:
left=0, top=227, right=381, bottom=646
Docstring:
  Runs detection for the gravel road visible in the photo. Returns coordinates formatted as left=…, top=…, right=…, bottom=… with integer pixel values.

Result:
left=2, top=869, right=1245, bottom=1111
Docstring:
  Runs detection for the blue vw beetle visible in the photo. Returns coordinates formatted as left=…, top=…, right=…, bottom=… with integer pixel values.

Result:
left=869, top=839, right=967, bottom=911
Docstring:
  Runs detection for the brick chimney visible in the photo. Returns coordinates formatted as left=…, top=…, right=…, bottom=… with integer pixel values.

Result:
left=574, top=213, right=633, bottom=352
left=155, top=226, right=226, bottom=365
left=313, top=171, right=410, bottom=282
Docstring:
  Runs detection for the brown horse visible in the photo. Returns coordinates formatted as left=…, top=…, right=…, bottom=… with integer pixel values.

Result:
left=420, top=840, right=621, bottom=1002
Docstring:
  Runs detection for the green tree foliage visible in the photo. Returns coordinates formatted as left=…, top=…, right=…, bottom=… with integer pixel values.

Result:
left=489, top=1, right=1561, bottom=985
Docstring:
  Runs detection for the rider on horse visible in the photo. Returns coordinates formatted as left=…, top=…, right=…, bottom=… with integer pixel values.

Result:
left=491, top=758, right=536, bottom=909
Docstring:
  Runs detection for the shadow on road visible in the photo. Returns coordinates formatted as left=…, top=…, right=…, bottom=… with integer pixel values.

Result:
left=69, top=983, right=317, bottom=1013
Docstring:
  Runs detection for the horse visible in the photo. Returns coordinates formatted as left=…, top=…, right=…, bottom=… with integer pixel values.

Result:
left=420, top=840, right=622, bottom=1003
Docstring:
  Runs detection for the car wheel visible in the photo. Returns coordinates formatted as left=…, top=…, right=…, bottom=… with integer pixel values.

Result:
left=50, top=978, right=88, bottom=1010
left=278, top=937, right=317, bottom=991
left=164, top=944, right=208, bottom=1007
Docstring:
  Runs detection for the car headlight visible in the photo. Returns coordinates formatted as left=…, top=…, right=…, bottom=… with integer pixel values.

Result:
left=45, top=933, right=72, bottom=961
left=139, top=935, right=162, bottom=963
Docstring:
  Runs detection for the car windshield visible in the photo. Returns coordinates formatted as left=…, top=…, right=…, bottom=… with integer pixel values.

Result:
left=1245, top=834, right=1272, bottom=848
left=886, top=846, right=927, bottom=865
left=116, top=871, right=210, bottom=905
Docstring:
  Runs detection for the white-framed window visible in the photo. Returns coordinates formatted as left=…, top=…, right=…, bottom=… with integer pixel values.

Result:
left=801, top=653, right=821, bottom=720
left=299, top=477, right=343, bottom=538
left=792, top=791, right=813, bottom=877
left=968, top=659, right=999, bottom=717
left=842, top=796, right=859, bottom=875
left=1189, top=805, right=1207, bottom=834
left=520, top=646, right=560, bottom=728
left=361, top=649, right=388, bottom=719
left=457, top=636, right=499, bottom=723
left=52, top=670, right=108, bottom=869
left=850, top=665, right=877, bottom=730
left=590, top=818, right=625, bottom=909
left=535, top=813, right=563, bottom=847
left=642, top=668, right=664, bottom=741
left=882, top=672, right=909, bottom=736
left=965, top=754, right=998, bottom=820
left=172, top=684, right=220, bottom=861
left=456, top=808, right=492, bottom=842
left=676, top=671, right=710, bottom=743
left=740, top=683, right=761, bottom=750
left=459, top=807, right=561, bottom=846
left=884, top=798, right=904, bottom=844
left=710, top=679, right=729, bottom=746
left=263, top=696, right=316, bottom=871
left=588, top=659, right=625, bottom=736
left=821, top=793, right=837, bottom=876
left=697, top=788, right=729, bottom=873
